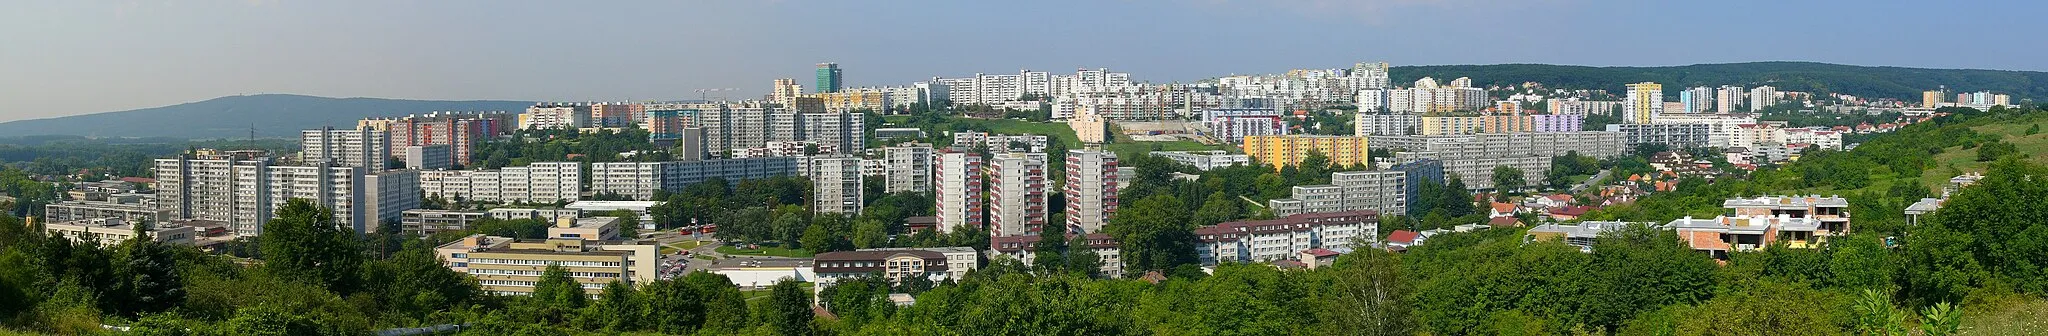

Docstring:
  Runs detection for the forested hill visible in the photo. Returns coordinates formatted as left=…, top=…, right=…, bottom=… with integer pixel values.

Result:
left=0, top=94, right=533, bottom=139
left=1390, top=62, right=2048, bottom=100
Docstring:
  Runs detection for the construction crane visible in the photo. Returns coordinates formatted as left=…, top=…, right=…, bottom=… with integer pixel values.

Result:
left=694, top=88, right=737, bottom=102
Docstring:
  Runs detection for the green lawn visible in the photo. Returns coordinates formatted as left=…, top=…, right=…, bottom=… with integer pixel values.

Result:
left=715, top=245, right=814, bottom=258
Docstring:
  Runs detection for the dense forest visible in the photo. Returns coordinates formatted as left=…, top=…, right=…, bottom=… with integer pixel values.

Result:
left=1393, top=62, right=2048, bottom=101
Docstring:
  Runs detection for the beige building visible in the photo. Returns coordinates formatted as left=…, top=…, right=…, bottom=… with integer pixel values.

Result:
left=437, top=234, right=659, bottom=296
left=547, top=216, right=622, bottom=241
left=44, top=218, right=196, bottom=248
left=1070, top=107, right=1108, bottom=144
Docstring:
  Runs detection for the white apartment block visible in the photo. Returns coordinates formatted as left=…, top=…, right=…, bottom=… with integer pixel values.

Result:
left=884, top=145, right=934, bottom=194
left=1748, top=86, right=1778, bottom=112
left=1268, top=170, right=1406, bottom=217
left=1368, top=131, right=1627, bottom=161
left=520, top=103, right=593, bottom=130
left=1064, top=150, right=1119, bottom=234
left=154, top=157, right=391, bottom=236
left=401, top=145, right=453, bottom=170
left=419, top=162, right=581, bottom=205
left=951, top=132, right=1051, bottom=153
left=1356, top=114, right=1422, bottom=136
left=1148, top=151, right=1251, bottom=171
left=587, top=158, right=800, bottom=201
left=987, top=152, right=1049, bottom=237
left=1388, top=153, right=1549, bottom=191
left=1202, top=108, right=1286, bottom=143
left=811, top=157, right=864, bottom=214
left=802, top=112, right=865, bottom=152
left=1655, top=114, right=1758, bottom=148
left=363, top=170, right=422, bottom=233
left=301, top=127, right=390, bottom=169
left=1546, top=99, right=1623, bottom=116
left=934, top=152, right=984, bottom=233
left=1605, top=123, right=1713, bottom=150
left=1051, top=85, right=1177, bottom=121
left=1195, top=211, right=1376, bottom=265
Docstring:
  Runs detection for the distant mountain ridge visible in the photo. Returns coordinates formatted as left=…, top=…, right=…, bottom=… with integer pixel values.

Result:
left=1390, top=62, right=2048, bottom=101
left=0, top=94, right=533, bottom=139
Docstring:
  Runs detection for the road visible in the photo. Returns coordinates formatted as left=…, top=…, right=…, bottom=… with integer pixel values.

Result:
left=1570, top=169, right=1612, bottom=193
left=643, top=230, right=812, bottom=277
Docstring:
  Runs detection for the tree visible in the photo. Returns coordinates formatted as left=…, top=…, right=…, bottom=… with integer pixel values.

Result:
left=682, top=272, right=751, bottom=333
left=114, top=224, right=184, bottom=316
left=1192, top=191, right=1241, bottom=226
left=583, top=281, right=639, bottom=332
left=1319, top=249, right=1416, bottom=336
left=606, top=209, right=640, bottom=239
left=531, top=265, right=587, bottom=313
left=1850, top=289, right=1909, bottom=336
left=1104, top=195, right=1197, bottom=275
left=851, top=218, right=888, bottom=249
left=259, top=199, right=363, bottom=294
left=1674, top=281, right=1840, bottom=335
left=1490, top=165, right=1525, bottom=194
left=1975, top=140, right=2018, bottom=161
left=638, top=279, right=705, bottom=334
left=765, top=279, right=814, bottom=336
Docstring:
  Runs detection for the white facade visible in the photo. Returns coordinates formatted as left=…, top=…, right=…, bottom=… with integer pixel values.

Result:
left=154, top=157, right=374, bottom=236
left=1356, top=114, right=1422, bottom=136
left=1748, top=86, right=1778, bottom=111
left=419, top=162, right=581, bottom=205
left=301, top=127, right=390, bottom=169
left=1148, top=151, right=1251, bottom=171
left=587, top=158, right=800, bottom=201
left=883, top=145, right=934, bottom=194
left=934, top=152, right=984, bottom=233
left=987, top=152, right=1049, bottom=237
left=1064, top=150, right=1118, bottom=234
left=1267, top=170, right=1406, bottom=217
left=520, top=104, right=593, bottom=130
left=811, top=157, right=864, bottom=214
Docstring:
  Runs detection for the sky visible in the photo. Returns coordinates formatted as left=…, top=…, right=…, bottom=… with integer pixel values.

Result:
left=2, top=0, right=2040, bottom=121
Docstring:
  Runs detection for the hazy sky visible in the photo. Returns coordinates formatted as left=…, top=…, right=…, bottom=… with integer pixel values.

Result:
left=2, top=0, right=2038, bottom=121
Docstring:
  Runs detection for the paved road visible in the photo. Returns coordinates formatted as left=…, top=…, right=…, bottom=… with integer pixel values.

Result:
left=1570, top=169, right=1612, bottom=193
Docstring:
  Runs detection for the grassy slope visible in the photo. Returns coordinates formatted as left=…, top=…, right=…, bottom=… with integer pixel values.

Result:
left=1776, top=117, right=2048, bottom=198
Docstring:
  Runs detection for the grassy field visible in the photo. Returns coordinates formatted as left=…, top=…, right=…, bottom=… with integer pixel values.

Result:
left=1919, top=120, right=2048, bottom=190
left=1959, top=298, right=2048, bottom=335
left=715, top=245, right=814, bottom=258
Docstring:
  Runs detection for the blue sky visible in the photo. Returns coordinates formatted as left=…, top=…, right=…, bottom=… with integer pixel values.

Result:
left=1, top=0, right=2037, bottom=121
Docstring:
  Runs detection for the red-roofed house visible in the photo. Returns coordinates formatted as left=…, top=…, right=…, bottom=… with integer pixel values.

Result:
left=1299, top=248, right=1342, bottom=269
left=1386, top=230, right=1421, bottom=251
left=1548, top=206, right=1594, bottom=221
left=1488, top=216, right=1524, bottom=227
left=1489, top=202, right=1519, bottom=218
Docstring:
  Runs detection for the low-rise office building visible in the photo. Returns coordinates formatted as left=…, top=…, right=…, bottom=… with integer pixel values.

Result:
left=547, top=216, right=622, bottom=241
left=43, top=217, right=196, bottom=248
left=436, top=234, right=659, bottom=296
left=1148, top=150, right=1252, bottom=170
left=45, top=200, right=171, bottom=224
left=401, top=209, right=488, bottom=235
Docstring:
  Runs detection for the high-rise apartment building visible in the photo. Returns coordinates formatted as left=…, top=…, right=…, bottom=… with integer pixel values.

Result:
left=1064, top=150, right=1118, bottom=234
left=301, top=127, right=390, bottom=169
left=1748, top=86, right=1778, bottom=112
left=987, top=152, right=1049, bottom=237
left=1267, top=170, right=1406, bottom=217
left=401, top=145, right=453, bottom=170
left=520, top=103, right=594, bottom=130
left=812, top=157, right=864, bottom=214
left=418, top=162, right=581, bottom=204
left=1680, top=86, right=1714, bottom=114
left=934, top=152, right=985, bottom=233
left=816, top=63, right=843, bottom=94
left=1605, top=123, right=1713, bottom=150
left=1624, top=82, right=1663, bottom=124
left=154, top=156, right=411, bottom=236
left=1716, top=86, right=1745, bottom=113
left=802, top=112, right=865, bottom=152
left=1241, top=135, right=1371, bottom=169
left=1368, top=131, right=1626, bottom=161
left=1922, top=90, right=1946, bottom=108
left=380, top=111, right=511, bottom=166
left=884, top=145, right=934, bottom=194
left=363, top=170, right=422, bottom=232
left=591, top=103, right=644, bottom=128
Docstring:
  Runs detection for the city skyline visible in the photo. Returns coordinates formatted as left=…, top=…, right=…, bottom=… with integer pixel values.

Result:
left=4, top=0, right=2040, bottom=121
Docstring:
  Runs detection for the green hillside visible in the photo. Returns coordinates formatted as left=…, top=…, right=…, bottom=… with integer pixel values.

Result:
left=1391, top=62, right=2048, bottom=100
